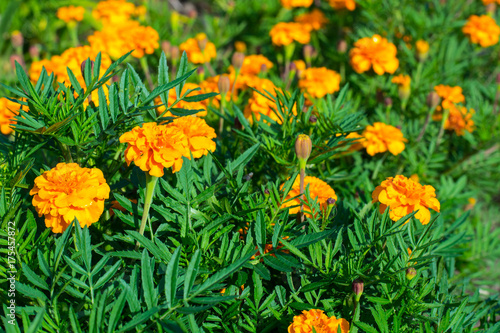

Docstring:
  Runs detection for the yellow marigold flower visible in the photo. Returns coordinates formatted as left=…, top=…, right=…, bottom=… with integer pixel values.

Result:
left=372, top=175, right=440, bottom=225
left=30, top=163, right=110, bottom=233
left=328, top=0, right=356, bottom=10
left=120, top=122, right=189, bottom=176
left=56, top=6, right=85, bottom=23
left=415, top=40, right=429, bottom=61
left=92, top=0, right=139, bottom=24
left=281, top=176, right=337, bottom=216
left=169, top=116, right=217, bottom=159
left=270, top=22, right=311, bottom=47
left=463, top=15, right=500, bottom=47
left=349, top=35, right=399, bottom=75
left=293, top=60, right=306, bottom=72
left=234, top=41, right=247, bottom=53
left=391, top=74, right=411, bottom=100
left=288, top=309, right=350, bottom=333
left=280, top=0, right=313, bottom=8
left=434, top=104, right=475, bottom=136
left=88, top=20, right=159, bottom=59
left=294, top=9, right=329, bottom=31
left=179, top=33, right=217, bottom=64
left=433, top=85, right=465, bottom=110
left=361, top=122, right=407, bottom=156
left=155, top=83, right=208, bottom=118
left=298, top=67, right=341, bottom=99
left=0, top=98, right=23, bottom=135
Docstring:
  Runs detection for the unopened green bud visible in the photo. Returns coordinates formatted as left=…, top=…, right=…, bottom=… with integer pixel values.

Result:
left=352, top=278, right=364, bottom=302
left=406, top=267, right=417, bottom=280
left=295, top=134, right=312, bottom=170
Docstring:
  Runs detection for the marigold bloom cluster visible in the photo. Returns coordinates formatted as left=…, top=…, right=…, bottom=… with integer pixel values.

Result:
left=281, top=176, right=337, bottom=216
left=294, top=9, right=329, bottom=31
left=372, top=175, right=440, bottom=225
left=288, top=309, right=350, bottom=333
left=270, top=22, right=311, bottom=47
left=280, top=0, right=313, bottom=8
left=462, top=15, right=500, bottom=47
left=361, top=122, right=407, bottom=156
left=0, top=98, right=22, bottom=135
left=435, top=104, right=475, bottom=136
left=350, top=35, right=399, bottom=75
left=56, top=6, right=85, bottom=23
left=179, top=33, right=217, bottom=64
left=120, top=118, right=216, bottom=177
left=155, top=83, right=208, bottom=118
left=30, top=163, right=110, bottom=233
left=434, top=85, right=465, bottom=109
left=328, top=0, right=356, bottom=11
left=298, top=67, right=341, bottom=98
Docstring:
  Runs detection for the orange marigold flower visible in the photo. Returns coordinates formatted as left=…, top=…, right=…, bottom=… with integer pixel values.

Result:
left=232, top=54, right=274, bottom=76
left=30, top=163, right=110, bottom=233
left=349, top=35, right=399, bottom=75
left=462, top=15, right=500, bottom=47
left=337, top=132, right=364, bottom=152
left=372, top=175, right=440, bottom=225
left=56, top=6, right=85, bottom=23
left=169, top=116, right=217, bottom=159
left=415, top=40, right=429, bottom=61
left=328, top=0, right=356, bottom=11
left=234, top=41, right=247, bottom=53
left=433, top=85, right=465, bottom=110
left=280, top=0, right=313, bottom=8
left=92, top=0, right=140, bottom=24
left=482, top=0, right=500, bottom=4
left=288, top=309, right=350, bottom=333
left=434, top=104, right=475, bottom=136
left=120, top=122, right=188, bottom=176
left=294, top=9, right=329, bottom=31
left=281, top=176, right=337, bottom=216
left=179, top=33, right=217, bottom=64
left=199, top=76, right=238, bottom=107
left=0, top=98, right=22, bottom=135
left=391, top=74, right=411, bottom=100
left=298, top=67, right=341, bottom=98
left=361, top=122, right=407, bottom=156
left=155, top=83, right=208, bottom=118
left=293, top=60, right=306, bottom=72
left=270, top=22, right=311, bottom=47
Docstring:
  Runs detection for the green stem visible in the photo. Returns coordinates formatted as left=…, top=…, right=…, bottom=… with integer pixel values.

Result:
left=135, top=174, right=159, bottom=250
left=299, top=167, right=305, bottom=224
left=414, top=62, right=423, bottom=88
left=436, top=109, right=449, bottom=148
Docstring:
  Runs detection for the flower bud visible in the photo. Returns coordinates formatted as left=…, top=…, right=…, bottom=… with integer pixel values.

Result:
left=406, top=267, right=417, bottom=280
left=197, top=66, right=205, bottom=75
left=10, top=55, right=25, bottom=70
left=161, top=41, right=171, bottom=57
left=337, top=40, right=348, bottom=54
left=235, top=41, right=247, bottom=53
left=218, top=75, right=231, bottom=96
left=496, top=73, right=500, bottom=85
left=185, top=3, right=198, bottom=18
left=260, top=63, right=267, bottom=73
left=309, top=115, right=317, bottom=125
left=426, top=91, right=440, bottom=109
left=81, top=59, right=94, bottom=79
left=170, top=46, right=180, bottom=60
left=197, top=37, right=208, bottom=51
left=264, top=188, right=270, bottom=196
left=11, top=31, right=23, bottom=49
left=415, top=40, right=429, bottom=62
left=352, top=278, right=364, bottom=302
left=232, top=52, right=245, bottom=70
left=233, top=116, right=242, bottom=131
left=327, top=197, right=336, bottom=206
left=29, top=45, right=40, bottom=59
left=486, top=3, right=496, bottom=16
left=295, top=134, right=312, bottom=169
left=384, top=97, right=393, bottom=107
left=303, top=44, right=314, bottom=60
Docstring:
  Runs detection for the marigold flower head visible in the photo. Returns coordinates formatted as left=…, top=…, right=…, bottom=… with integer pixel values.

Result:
left=372, top=175, right=440, bottom=225
left=328, top=0, right=356, bottom=10
left=169, top=116, right=217, bottom=159
left=281, top=176, right=337, bottom=217
left=294, top=9, right=329, bottom=31
left=415, top=40, right=429, bottom=61
left=88, top=20, right=159, bottom=59
left=288, top=309, right=350, bottom=333
left=361, top=122, right=407, bottom=156
left=349, top=35, right=399, bottom=75
left=234, top=41, right=247, bottom=52
left=270, top=22, right=311, bottom=47
left=434, top=104, right=475, bottom=136
left=30, top=163, right=110, bottom=233
left=179, top=33, right=217, bottom=64
left=280, top=0, right=313, bottom=8
left=92, top=0, right=140, bottom=24
left=155, top=83, right=208, bottom=118
left=391, top=74, right=411, bottom=100
left=0, top=98, right=22, bottom=135
left=463, top=15, right=500, bottom=47
left=298, top=67, right=341, bottom=99
left=482, top=0, right=500, bottom=4
left=57, top=6, right=85, bottom=23
left=433, top=85, right=465, bottom=110
left=120, top=122, right=189, bottom=176
left=231, top=54, right=274, bottom=76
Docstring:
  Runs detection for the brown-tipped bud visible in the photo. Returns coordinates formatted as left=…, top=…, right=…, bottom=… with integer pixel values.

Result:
left=11, top=31, right=23, bottom=49
left=295, top=134, right=312, bottom=168
left=29, top=45, right=40, bottom=59
left=309, top=115, right=317, bottom=125
left=232, top=52, right=245, bottom=70
left=303, top=44, right=314, bottom=59
left=384, top=97, right=393, bottom=107
left=352, top=278, right=364, bottom=302
left=406, top=267, right=417, bottom=280
left=337, top=40, right=348, bottom=54
left=161, top=41, right=171, bottom=57
left=218, top=75, right=231, bottom=96
left=197, top=66, right=205, bottom=75
left=197, top=37, right=208, bottom=51
left=264, top=189, right=270, bottom=195
left=396, top=125, right=402, bottom=130
left=327, top=197, right=336, bottom=206
left=260, top=64, right=267, bottom=73
left=81, top=60, right=95, bottom=79
left=170, top=46, right=180, bottom=60
left=185, top=3, right=198, bottom=18
left=426, top=91, right=440, bottom=109
left=486, top=3, right=496, bottom=16
left=10, top=55, right=25, bottom=70
left=289, top=61, right=297, bottom=72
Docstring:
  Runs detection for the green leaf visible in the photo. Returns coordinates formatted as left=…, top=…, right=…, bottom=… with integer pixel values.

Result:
left=141, top=249, right=155, bottom=310
left=26, top=308, right=45, bottom=333
left=165, top=246, right=182, bottom=308
left=117, top=307, right=162, bottom=332
left=108, top=290, right=127, bottom=333
left=184, top=250, right=201, bottom=299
